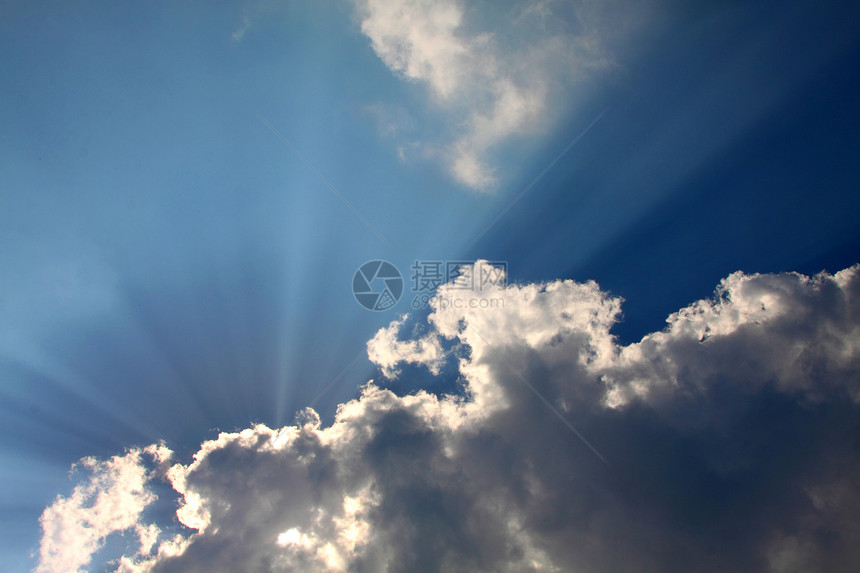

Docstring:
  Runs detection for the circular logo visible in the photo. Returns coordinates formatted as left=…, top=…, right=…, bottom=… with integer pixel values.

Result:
left=352, top=260, right=403, bottom=311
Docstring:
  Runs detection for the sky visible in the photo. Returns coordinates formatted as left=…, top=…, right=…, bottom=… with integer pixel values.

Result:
left=1, top=0, right=859, bottom=571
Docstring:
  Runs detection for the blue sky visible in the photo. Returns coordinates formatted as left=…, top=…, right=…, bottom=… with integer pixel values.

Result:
left=1, top=1, right=859, bottom=571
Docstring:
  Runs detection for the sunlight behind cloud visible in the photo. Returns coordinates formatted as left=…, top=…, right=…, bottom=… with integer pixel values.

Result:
left=35, top=263, right=860, bottom=572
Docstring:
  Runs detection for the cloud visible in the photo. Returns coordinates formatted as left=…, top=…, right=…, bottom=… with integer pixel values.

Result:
left=353, top=0, right=618, bottom=190
left=36, top=263, right=860, bottom=572
left=366, top=315, right=446, bottom=378
left=232, top=14, right=252, bottom=42
left=35, top=444, right=171, bottom=573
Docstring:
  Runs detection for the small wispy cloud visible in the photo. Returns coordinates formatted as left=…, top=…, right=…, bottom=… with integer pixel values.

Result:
left=354, top=0, right=618, bottom=190
left=232, top=14, right=252, bottom=42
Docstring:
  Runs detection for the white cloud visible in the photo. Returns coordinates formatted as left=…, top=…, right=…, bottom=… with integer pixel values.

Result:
left=36, top=263, right=860, bottom=572
left=35, top=444, right=171, bottom=573
left=366, top=315, right=446, bottom=378
left=354, top=0, right=620, bottom=190
left=601, top=265, right=860, bottom=407
left=358, top=0, right=472, bottom=101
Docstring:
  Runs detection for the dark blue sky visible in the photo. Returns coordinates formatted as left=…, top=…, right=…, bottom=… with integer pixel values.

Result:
left=470, top=0, right=860, bottom=342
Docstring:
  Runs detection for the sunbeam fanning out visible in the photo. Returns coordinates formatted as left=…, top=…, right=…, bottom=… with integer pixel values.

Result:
left=2, top=0, right=859, bottom=571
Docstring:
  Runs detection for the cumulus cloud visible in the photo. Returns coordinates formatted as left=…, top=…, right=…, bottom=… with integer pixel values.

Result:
left=36, top=262, right=860, bottom=572
left=354, top=0, right=620, bottom=190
